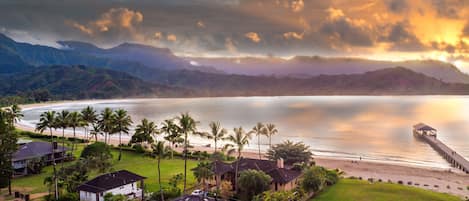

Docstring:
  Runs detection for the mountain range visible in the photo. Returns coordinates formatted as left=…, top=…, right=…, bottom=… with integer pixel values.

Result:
left=1, top=33, right=469, bottom=102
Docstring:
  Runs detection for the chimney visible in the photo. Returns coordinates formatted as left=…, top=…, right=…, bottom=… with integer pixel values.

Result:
left=277, top=158, right=284, bottom=169
left=52, top=142, right=58, bottom=150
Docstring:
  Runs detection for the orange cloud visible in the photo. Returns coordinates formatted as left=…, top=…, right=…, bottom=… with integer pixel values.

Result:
left=225, top=37, right=237, bottom=53
left=283, top=31, right=304, bottom=40
left=291, top=0, right=304, bottom=12
left=154, top=32, right=162, bottom=40
left=68, top=7, right=143, bottom=35
left=197, top=20, right=205, bottom=28
left=167, top=34, right=177, bottom=42
left=245, top=32, right=261, bottom=43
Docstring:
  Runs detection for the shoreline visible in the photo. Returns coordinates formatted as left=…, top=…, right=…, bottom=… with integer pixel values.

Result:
left=15, top=100, right=469, bottom=198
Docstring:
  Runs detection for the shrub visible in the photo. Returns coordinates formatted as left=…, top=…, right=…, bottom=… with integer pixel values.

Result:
left=148, top=187, right=181, bottom=201
left=80, top=142, right=112, bottom=159
left=132, top=144, right=146, bottom=153
left=238, top=170, right=272, bottom=201
left=325, top=170, right=339, bottom=185
left=301, top=166, right=326, bottom=193
left=57, top=193, right=79, bottom=201
left=398, top=180, right=403, bottom=184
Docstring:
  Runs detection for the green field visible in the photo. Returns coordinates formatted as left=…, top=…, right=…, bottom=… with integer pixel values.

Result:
left=312, top=179, right=462, bottom=201
left=12, top=141, right=198, bottom=194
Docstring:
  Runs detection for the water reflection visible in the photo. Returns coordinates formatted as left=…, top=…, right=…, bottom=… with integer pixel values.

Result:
left=20, top=96, right=469, bottom=168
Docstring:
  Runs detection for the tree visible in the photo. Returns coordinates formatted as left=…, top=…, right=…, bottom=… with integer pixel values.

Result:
left=104, top=193, right=127, bottom=201
left=89, top=123, right=102, bottom=142
left=206, top=121, right=227, bottom=153
left=250, top=122, right=266, bottom=160
left=57, top=159, right=89, bottom=193
left=191, top=162, right=214, bottom=194
left=80, top=142, right=113, bottom=173
left=36, top=110, right=59, bottom=200
left=301, top=166, right=326, bottom=193
left=255, top=190, right=298, bottom=201
left=169, top=173, right=183, bottom=188
left=98, top=108, right=115, bottom=145
left=55, top=110, right=70, bottom=168
left=176, top=112, right=199, bottom=194
left=224, top=127, right=251, bottom=192
left=3, top=104, right=22, bottom=195
left=266, top=140, right=312, bottom=165
left=113, top=109, right=132, bottom=161
left=238, top=170, right=272, bottom=201
left=0, top=109, right=18, bottom=195
left=204, top=121, right=227, bottom=192
left=81, top=106, right=97, bottom=142
left=161, top=119, right=182, bottom=159
left=264, top=123, right=278, bottom=149
left=68, top=111, right=84, bottom=154
left=151, top=141, right=170, bottom=201
left=131, top=118, right=157, bottom=145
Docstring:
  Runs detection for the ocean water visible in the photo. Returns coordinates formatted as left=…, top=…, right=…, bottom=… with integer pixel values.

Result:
left=19, top=96, right=469, bottom=169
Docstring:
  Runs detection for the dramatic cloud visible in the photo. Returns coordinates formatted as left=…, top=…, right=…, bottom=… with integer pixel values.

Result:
left=0, top=0, right=469, bottom=70
left=283, top=32, right=304, bottom=40
left=70, top=8, right=143, bottom=35
left=245, top=32, right=261, bottom=43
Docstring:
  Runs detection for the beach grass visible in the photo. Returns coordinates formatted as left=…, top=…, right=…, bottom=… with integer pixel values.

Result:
left=12, top=141, right=198, bottom=194
left=312, top=179, right=462, bottom=201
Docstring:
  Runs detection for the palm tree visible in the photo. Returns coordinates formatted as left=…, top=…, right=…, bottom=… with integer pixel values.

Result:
left=151, top=141, right=169, bottom=201
left=224, top=127, right=251, bottom=192
left=89, top=123, right=101, bottom=142
left=133, top=118, right=158, bottom=145
left=5, top=104, right=23, bottom=124
left=204, top=122, right=227, bottom=194
left=68, top=111, right=83, bottom=155
left=265, top=123, right=278, bottom=149
left=161, top=119, right=182, bottom=159
left=192, top=162, right=214, bottom=196
left=113, top=109, right=133, bottom=161
left=98, top=108, right=115, bottom=145
left=206, top=121, right=227, bottom=153
left=81, top=106, right=97, bottom=142
left=55, top=110, right=70, bottom=168
left=36, top=111, right=58, bottom=200
left=176, top=112, right=199, bottom=194
left=250, top=122, right=266, bottom=160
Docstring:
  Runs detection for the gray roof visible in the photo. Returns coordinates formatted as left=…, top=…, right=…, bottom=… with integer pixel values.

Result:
left=77, top=170, right=146, bottom=193
left=13, top=142, right=67, bottom=161
left=413, top=123, right=436, bottom=131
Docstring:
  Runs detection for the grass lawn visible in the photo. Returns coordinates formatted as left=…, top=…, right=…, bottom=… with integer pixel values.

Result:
left=312, top=179, right=462, bottom=201
left=11, top=140, right=199, bottom=194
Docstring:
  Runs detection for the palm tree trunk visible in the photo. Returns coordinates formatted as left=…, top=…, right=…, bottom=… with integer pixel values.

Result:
left=258, top=134, right=261, bottom=160
left=234, top=152, right=240, bottom=192
left=171, top=143, right=174, bottom=159
left=183, top=132, right=188, bottom=194
left=158, top=158, right=164, bottom=201
left=72, top=127, right=76, bottom=155
left=50, top=128, right=58, bottom=200
left=118, top=132, right=122, bottom=161
left=269, top=135, right=272, bottom=149
left=62, top=128, right=65, bottom=168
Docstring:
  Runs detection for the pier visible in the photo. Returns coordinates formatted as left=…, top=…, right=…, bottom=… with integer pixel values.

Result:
left=413, top=123, right=469, bottom=173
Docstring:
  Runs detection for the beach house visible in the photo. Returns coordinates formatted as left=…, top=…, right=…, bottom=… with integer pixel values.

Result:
left=12, top=141, right=68, bottom=176
left=77, top=170, right=146, bottom=201
left=212, top=158, right=302, bottom=192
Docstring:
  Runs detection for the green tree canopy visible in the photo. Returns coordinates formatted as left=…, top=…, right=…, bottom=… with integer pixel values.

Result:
left=80, top=142, right=112, bottom=160
left=266, top=140, right=312, bottom=165
left=238, top=170, right=272, bottom=201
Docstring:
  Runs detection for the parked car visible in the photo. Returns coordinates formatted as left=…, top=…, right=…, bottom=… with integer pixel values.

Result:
left=191, top=189, right=208, bottom=197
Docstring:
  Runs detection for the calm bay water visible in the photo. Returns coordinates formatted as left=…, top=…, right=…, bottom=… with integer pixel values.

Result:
left=19, top=96, right=469, bottom=169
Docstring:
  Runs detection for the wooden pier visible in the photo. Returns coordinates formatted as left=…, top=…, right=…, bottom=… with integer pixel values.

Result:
left=413, top=123, right=469, bottom=174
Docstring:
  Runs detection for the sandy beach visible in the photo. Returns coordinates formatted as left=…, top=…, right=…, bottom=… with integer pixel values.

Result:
left=15, top=102, right=469, bottom=199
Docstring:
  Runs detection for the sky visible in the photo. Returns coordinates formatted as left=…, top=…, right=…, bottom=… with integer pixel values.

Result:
left=1, top=0, right=469, bottom=72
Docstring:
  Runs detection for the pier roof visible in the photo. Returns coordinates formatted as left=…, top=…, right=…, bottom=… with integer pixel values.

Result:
left=413, top=123, right=436, bottom=131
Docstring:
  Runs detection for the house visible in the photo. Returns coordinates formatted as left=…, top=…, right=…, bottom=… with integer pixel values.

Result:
left=212, top=158, right=302, bottom=192
left=12, top=141, right=68, bottom=176
left=77, top=170, right=146, bottom=201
